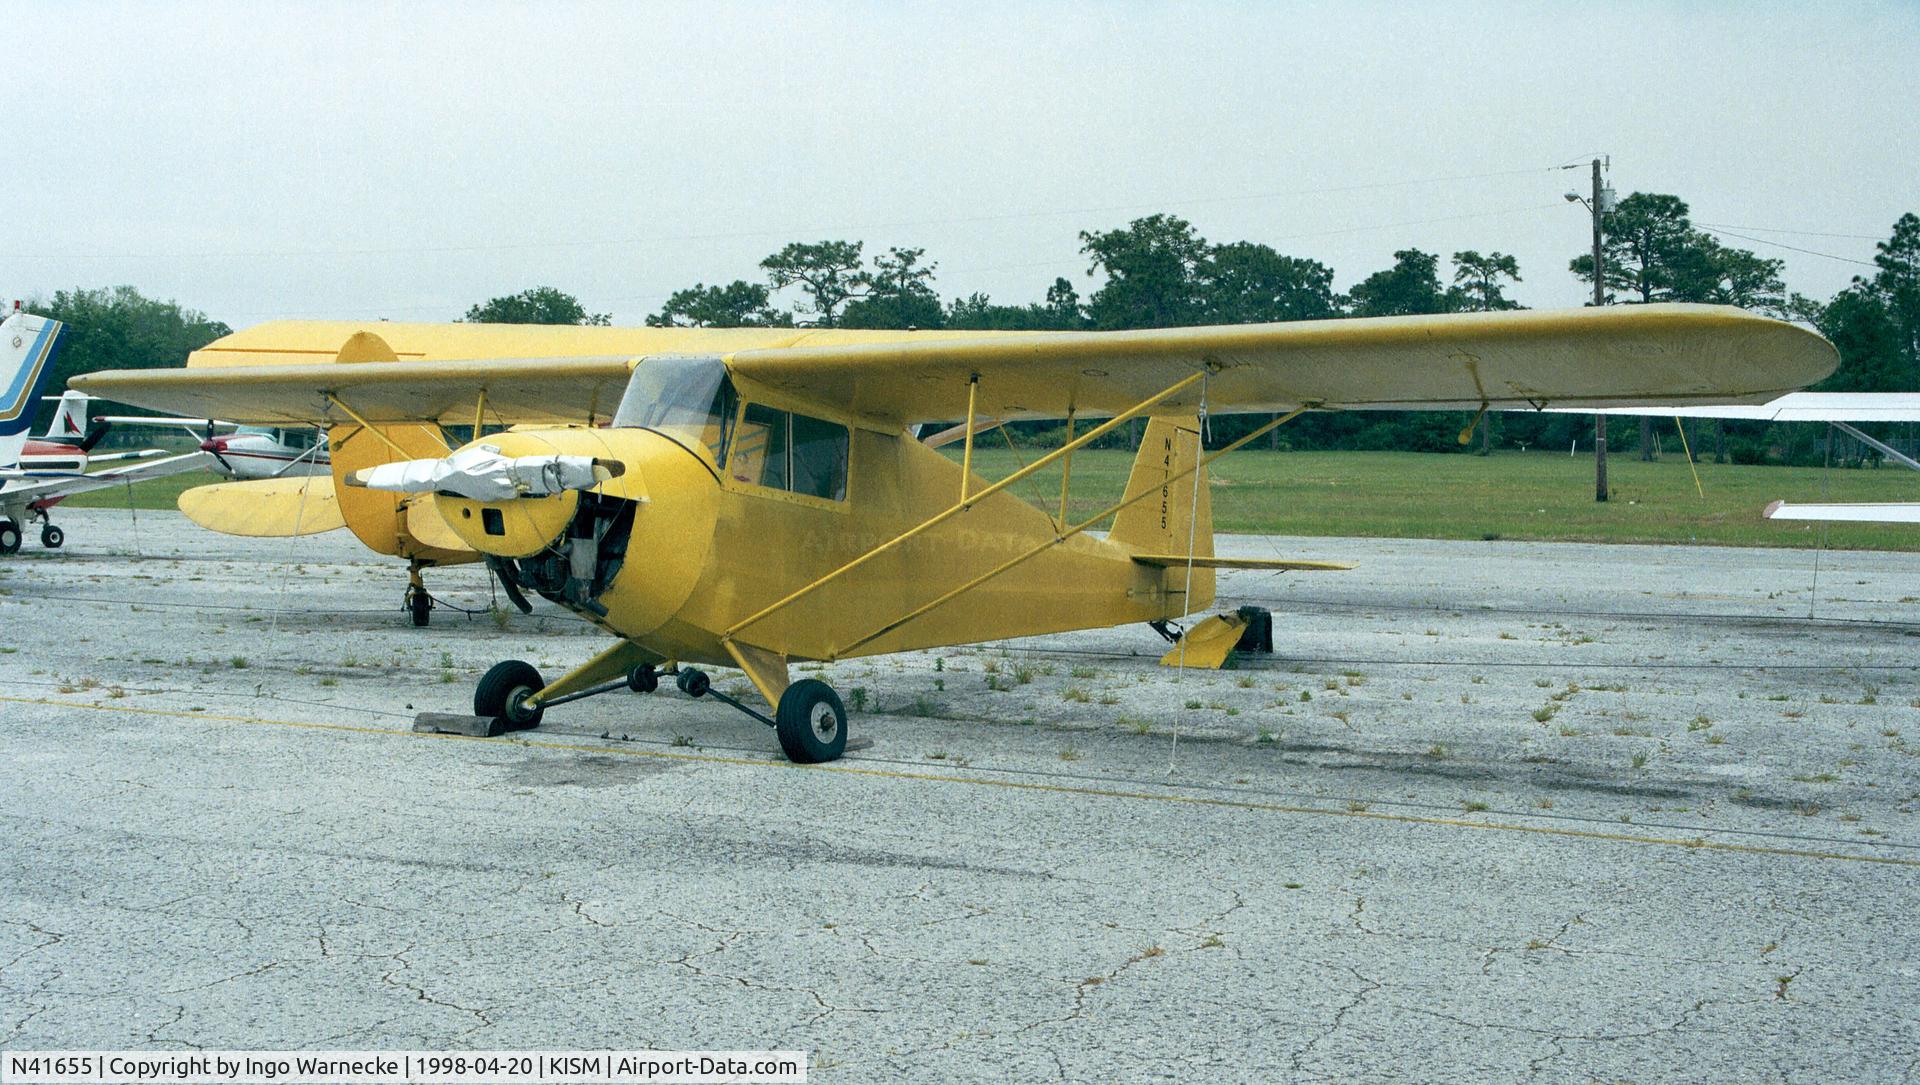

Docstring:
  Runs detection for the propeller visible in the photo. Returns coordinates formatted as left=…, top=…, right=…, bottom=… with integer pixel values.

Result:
left=199, top=433, right=235, bottom=474
left=345, top=444, right=624, bottom=502
left=77, top=419, right=113, bottom=454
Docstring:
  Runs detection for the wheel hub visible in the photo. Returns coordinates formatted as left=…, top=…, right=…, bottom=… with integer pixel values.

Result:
left=811, top=703, right=839, bottom=742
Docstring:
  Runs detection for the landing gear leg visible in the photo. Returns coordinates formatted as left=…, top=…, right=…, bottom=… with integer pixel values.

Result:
left=405, top=561, right=431, bottom=627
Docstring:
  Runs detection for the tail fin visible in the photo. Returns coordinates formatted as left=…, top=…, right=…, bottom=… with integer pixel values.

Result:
left=41, top=390, right=91, bottom=441
left=0, top=311, right=67, bottom=467
left=1109, top=415, right=1215, bottom=612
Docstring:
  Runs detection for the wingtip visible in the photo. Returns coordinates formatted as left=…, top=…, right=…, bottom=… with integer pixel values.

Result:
left=1763, top=500, right=1785, bottom=520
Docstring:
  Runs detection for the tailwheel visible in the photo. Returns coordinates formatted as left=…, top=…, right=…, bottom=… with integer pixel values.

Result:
left=475, top=660, right=545, bottom=731
left=0, top=519, right=21, bottom=555
left=775, top=679, right=848, bottom=764
left=40, top=524, right=63, bottom=550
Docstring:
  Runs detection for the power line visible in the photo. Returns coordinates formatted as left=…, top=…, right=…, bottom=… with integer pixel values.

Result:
left=1698, top=222, right=1886, bottom=241
left=1697, top=224, right=1873, bottom=266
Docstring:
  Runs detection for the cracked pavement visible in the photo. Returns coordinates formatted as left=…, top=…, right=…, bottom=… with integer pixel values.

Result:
left=2, top=511, right=1918, bottom=1082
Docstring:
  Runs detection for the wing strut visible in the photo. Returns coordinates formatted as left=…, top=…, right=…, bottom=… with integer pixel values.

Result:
left=1832, top=420, right=1920, bottom=473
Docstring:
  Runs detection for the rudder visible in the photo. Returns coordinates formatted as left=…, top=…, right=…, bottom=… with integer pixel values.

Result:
left=1109, top=415, right=1214, bottom=613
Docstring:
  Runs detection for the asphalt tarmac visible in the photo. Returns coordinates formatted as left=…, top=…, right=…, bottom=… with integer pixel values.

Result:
left=3, top=510, right=1916, bottom=1083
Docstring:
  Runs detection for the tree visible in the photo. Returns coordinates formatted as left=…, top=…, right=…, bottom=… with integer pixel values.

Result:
left=462, top=286, right=609, bottom=325
left=760, top=240, right=869, bottom=327
left=1816, top=286, right=1903, bottom=392
left=1347, top=249, right=1447, bottom=317
left=1080, top=214, right=1211, bottom=329
left=1671, top=235, right=1786, bottom=314
left=842, top=247, right=943, bottom=329
left=1448, top=251, right=1523, bottom=311
left=28, top=285, right=230, bottom=430
left=945, top=278, right=1085, bottom=331
left=646, top=281, right=791, bottom=327
left=1569, top=192, right=1695, bottom=303
left=1199, top=243, right=1338, bottom=324
left=1866, top=212, right=1920, bottom=387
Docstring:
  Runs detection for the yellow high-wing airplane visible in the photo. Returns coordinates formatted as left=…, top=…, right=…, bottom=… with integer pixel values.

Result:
left=76, top=304, right=1834, bottom=762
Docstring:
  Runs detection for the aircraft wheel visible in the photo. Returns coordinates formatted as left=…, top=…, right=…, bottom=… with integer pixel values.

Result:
left=475, top=660, right=544, bottom=731
left=406, top=586, right=431, bottom=627
left=676, top=668, right=711, bottom=697
left=40, top=524, right=63, bottom=550
left=627, top=664, right=659, bottom=693
left=0, top=520, right=20, bottom=555
left=775, top=679, right=848, bottom=764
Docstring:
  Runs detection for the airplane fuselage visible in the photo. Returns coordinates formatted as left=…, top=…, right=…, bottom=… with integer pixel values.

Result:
left=435, top=405, right=1201, bottom=670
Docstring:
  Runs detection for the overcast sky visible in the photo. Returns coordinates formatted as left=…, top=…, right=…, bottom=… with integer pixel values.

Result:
left=5, top=1, right=1915, bottom=330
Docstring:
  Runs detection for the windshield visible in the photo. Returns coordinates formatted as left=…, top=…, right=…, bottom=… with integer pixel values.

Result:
left=611, top=355, right=736, bottom=465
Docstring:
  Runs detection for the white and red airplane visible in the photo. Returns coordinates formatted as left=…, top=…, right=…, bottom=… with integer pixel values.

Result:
left=0, top=310, right=212, bottom=554
left=93, top=405, right=329, bottom=480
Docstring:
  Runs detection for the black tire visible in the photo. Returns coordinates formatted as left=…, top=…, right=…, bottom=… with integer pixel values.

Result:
left=475, top=660, right=544, bottom=730
left=40, top=524, right=63, bottom=550
left=676, top=668, right=711, bottom=697
left=775, top=679, right=848, bottom=764
left=0, top=520, right=20, bottom=555
left=407, top=587, right=431, bottom=627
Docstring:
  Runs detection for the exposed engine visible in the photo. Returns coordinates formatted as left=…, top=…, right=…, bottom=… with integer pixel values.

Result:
left=492, top=493, right=636, bottom=617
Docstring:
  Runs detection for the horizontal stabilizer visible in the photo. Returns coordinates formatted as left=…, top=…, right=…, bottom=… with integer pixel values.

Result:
left=1131, top=555, right=1355, bottom=572
left=178, top=476, right=345, bottom=536
left=1763, top=500, right=1920, bottom=525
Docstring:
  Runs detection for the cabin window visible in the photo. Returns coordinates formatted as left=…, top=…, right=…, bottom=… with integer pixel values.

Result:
left=736, top=405, right=788, bottom=490
left=612, top=355, right=737, bottom=465
left=791, top=414, right=849, bottom=500
left=731, top=405, right=848, bottom=501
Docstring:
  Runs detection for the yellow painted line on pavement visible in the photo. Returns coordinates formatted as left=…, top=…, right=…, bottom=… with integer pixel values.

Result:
left=6, top=693, right=1915, bottom=869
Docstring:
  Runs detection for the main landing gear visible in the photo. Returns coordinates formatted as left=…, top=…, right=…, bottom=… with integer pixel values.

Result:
left=404, top=560, right=435, bottom=627
left=4, top=513, right=69, bottom=554
left=466, top=659, right=851, bottom=763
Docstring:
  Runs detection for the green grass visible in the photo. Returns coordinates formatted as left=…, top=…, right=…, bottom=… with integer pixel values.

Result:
left=61, top=469, right=224, bottom=510
left=63, top=449, right=1920, bottom=551
left=949, top=448, right=1919, bottom=550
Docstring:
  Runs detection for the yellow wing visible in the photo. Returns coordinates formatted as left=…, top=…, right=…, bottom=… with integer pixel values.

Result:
left=727, top=305, right=1835, bottom=423
left=72, top=304, right=1835, bottom=427
left=177, top=477, right=346, bottom=537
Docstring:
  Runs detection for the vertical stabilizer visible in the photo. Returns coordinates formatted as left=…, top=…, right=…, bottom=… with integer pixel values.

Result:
left=41, top=390, right=90, bottom=442
left=1108, top=415, right=1215, bottom=612
left=0, top=311, right=68, bottom=467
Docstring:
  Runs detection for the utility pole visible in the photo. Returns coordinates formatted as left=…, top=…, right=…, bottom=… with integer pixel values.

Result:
left=1588, top=158, right=1610, bottom=502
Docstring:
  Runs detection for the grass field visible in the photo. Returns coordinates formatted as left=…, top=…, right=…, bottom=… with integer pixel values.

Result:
left=61, top=450, right=1920, bottom=551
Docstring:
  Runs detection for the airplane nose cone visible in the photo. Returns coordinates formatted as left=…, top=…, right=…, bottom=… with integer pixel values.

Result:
left=199, top=437, right=225, bottom=452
